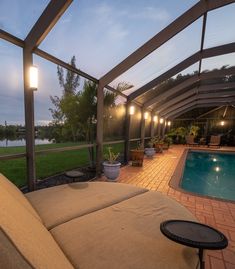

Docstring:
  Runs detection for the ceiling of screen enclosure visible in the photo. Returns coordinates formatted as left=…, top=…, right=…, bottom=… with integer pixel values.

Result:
left=1, top=0, right=235, bottom=117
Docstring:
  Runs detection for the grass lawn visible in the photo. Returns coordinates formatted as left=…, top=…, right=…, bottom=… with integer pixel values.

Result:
left=0, top=142, right=124, bottom=187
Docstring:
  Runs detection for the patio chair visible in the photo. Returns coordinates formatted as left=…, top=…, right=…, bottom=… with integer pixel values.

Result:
left=185, top=135, right=198, bottom=146
left=208, top=135, right=221, bottom=148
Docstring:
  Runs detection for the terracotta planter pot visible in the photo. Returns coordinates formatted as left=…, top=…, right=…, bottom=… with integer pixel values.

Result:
left=154, top=143, right=163, bottom=153
left=130, top=149, right=144, bottom=166
left=162, top=143, right=169, bottom=150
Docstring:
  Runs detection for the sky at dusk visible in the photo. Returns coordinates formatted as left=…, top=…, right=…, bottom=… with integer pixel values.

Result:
left=0, top=0, right=235, bottom=125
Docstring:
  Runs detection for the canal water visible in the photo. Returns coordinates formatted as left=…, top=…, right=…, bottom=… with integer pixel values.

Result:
left=0, top=139, right=52, bottom=147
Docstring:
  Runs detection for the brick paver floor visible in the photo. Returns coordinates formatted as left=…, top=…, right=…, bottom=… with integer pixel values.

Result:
left=113, top=145, right=235, bottom=269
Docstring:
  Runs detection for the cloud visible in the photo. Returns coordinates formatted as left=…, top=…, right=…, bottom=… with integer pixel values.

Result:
left=94, top=3, right=113, bottom=16
left=35, top=120, right=51, bottom=126
left=107, top=23, right=128, bottom=40
left=130, top=7, right=170, bottom=23
left=92, top=3, right=129, bottom=41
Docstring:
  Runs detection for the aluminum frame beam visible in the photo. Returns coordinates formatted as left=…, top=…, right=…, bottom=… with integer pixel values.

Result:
left=170, top=103, right=235, bottom=119
left=143, top=67, right=235, bottom=109
left=167, top=98, right=235, bottom=119
left=159, top=89, right=235, bottom=115
left=143, top=76, right=199, bottom=109
left=100, top=0, right=235, bottom=86
left=25, top=0, right=73, bottom=51
left=196, top=106, right=224, bottom=119
left=0, top=29, right=24, bottom=47
left=154, top=82, right=235, bottom=113
left=170, top=104, right=222, bottom=119
left=198, top=12, right=207, bottom=74
left=130, top=42, right=235, bottom=101
left=162, top=94, right=235, bottom=117
left=0, top=29, right=130, bottom=100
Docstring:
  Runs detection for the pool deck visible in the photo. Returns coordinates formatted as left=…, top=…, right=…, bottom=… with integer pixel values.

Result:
left=111, top=145, right=235, bottom=269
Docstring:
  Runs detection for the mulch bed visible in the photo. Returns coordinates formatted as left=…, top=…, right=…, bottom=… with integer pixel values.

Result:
left=21, top=166, right=96, bottom=193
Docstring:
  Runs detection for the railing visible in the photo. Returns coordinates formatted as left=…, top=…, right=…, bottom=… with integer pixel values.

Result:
left=0, top=138, right=151, bottom=161
left=0, top=137, right=155, bottom=162
left=0, top=143, right=94, bottom=161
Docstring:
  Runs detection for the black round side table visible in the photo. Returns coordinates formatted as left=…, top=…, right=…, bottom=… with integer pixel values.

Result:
left=160, top=220, right=228, bottom=269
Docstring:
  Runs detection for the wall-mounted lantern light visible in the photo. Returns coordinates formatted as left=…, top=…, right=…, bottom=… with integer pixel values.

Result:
left=159, top=118, right=164, bottom=124
left=29, top=66, right=38, bottom=90
left=167, top=121, right=171, bottom=126
left=144, top=112, right=149, bottom=120
left=153, top=115, right=158, bottom=122
left=129, top=105, right=135, bottom=115
left=220, top=121, right=225, bottom=126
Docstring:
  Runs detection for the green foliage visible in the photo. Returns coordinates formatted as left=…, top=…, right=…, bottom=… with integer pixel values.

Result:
left=147, top=137, right=155, bottom=148
left=136, top=141, right=144, bottom=150
left=49, top=57, right=123, bottom=144
left=167, top=127, right=187, bottom=144
left=154, top=135, right=164, bottom=144
left=57, top=56, right=80, bottom=96
left=104, top=147, right=119, bottom=164
left=50, top=56, right=80, bottom=142
left=188, top=125, right=200, bottom=136
left=0, top=124, right=19, bottom=140
left=163, top=135, right=173, bottom=145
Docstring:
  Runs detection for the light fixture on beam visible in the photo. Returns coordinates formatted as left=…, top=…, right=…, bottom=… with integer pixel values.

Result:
left=29, top=66, right=38, bottom=90
left=220, top=121, right=225, bottom=126
left=129, top=105, right=135, bottom=115
left=153, top=115, right=158, bottom=122
left=159, top=118, right=164, bottom=124
left=167, top=121, right=171, bottom=126
left=144, top=112, right=149, bottom=120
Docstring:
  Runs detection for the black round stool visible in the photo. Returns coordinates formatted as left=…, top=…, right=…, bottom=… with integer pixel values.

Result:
left=160, top=220, right=228, bottom=269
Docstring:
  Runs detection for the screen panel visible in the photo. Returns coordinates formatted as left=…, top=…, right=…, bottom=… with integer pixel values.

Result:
left=39, top=0, right=199, bottom=78
left=0, top=0, right=49, bottom=39
left=110, top=18, right=202, bottom=96
left=204, top=3, right=235, bottom=49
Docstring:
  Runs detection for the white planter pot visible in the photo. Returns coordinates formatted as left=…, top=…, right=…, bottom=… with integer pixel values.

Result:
left=145, top=148, right=155, bottom=158
left=103, top=161, right=121, bottom=181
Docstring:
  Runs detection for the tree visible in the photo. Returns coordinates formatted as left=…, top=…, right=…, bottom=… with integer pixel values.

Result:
left=50, top=56, right=133, bottom=166
left=49, top=56, right=80, bottom=141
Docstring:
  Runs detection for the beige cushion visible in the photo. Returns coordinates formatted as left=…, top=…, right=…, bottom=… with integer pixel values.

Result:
left=0, top=173, right=41, bottom=221
left=26, top=182, right=147, bottom=229
left=0, top=229, right=32, bottom=269
left=0, top=186, right=74, bottom=269
left=51, top=191, right=198, bottom=269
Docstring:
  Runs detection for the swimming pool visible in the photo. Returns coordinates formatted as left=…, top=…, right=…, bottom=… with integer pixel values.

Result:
left=181, top=150, right=235, bottom=201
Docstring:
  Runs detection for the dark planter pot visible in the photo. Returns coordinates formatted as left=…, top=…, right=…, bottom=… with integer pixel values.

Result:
left=162, top=143, right=169, bottom=150
left=154, top=143, right=163, bottom=153
left=130, top=149, right=144, bottom=166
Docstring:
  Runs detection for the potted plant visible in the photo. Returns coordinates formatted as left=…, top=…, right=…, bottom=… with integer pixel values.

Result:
left=167, top=127, right=187, bottom=144
left=103, top=147, right=121, bottom=181
left=145, top=137, right=156, bottom=158
left=162, top=135, right=173, bottom=150
left=188, top=125, right=200, bottom=137
left=154, top=136, right=164, bottom=153
left=130, top=141, right=145, bottom=166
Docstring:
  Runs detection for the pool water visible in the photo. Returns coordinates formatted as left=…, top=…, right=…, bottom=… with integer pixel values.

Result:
left=181, top=151, right=235, bottom=201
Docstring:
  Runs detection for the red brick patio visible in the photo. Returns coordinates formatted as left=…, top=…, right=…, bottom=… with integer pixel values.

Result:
left=115, top=146, right=235, bottom=269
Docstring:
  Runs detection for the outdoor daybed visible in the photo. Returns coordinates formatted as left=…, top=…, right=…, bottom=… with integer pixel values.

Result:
left=0, top=173, right=199, bottom=269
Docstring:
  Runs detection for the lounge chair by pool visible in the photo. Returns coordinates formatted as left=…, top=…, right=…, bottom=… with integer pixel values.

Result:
left=0, top=173, right=199, bottom=269
left=208, top=135, right=221, bottom=148
left=186, top=135, right=198, bottom=146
